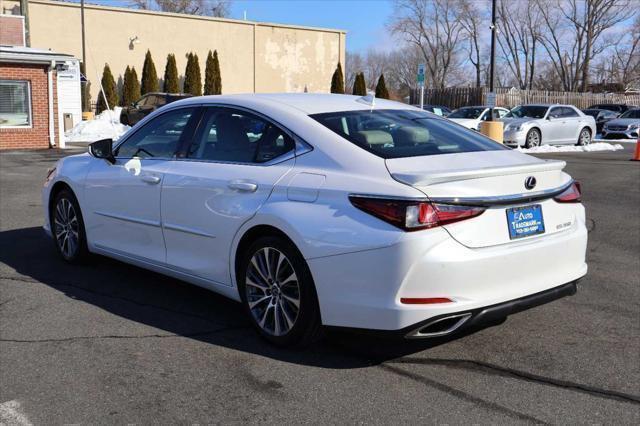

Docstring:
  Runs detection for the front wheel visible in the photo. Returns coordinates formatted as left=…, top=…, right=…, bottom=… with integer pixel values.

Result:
left=576, top=128, right=592, bottom=146
left=525, top=128, right=541, bottom=148
left=50, top=189, right=88, bottom=263
left=238, top=236, right=322, bottom=347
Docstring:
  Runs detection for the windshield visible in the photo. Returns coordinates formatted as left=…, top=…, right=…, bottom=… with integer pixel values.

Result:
left=620, top=109, right=640, bottom=119
left=506, top=105, right=548, bottom=119
left=582, top=109, right=600, bottom=118
left=448, top=107, right=486, bottom=119
left=310, top=109, right=507, bottom=159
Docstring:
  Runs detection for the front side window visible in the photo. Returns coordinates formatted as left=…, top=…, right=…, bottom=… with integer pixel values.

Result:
left=311, top=109, right=507, bottom=159
left=620, top=109, right=640, bottom=119
left=187, top=107, right=295, bottom=163
left=116, top=108, right=195, bottom=158
left=548, top=107, right=562, bottom=119
left=0, top=80, right=31, bottom=127
left=507, top=106, right=548, bottom=119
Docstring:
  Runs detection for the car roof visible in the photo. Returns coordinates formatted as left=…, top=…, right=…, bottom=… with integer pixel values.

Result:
left=170, top=93, right=415, bottom=115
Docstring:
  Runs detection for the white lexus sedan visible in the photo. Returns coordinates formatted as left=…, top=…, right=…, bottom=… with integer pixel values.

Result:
left=43, top=94, right=587, bottom=346
left=502, top=104, right=596, bottom=148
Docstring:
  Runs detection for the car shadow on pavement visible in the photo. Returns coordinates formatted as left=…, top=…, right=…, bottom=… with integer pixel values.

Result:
left=0, top=226, right=501, bottom=369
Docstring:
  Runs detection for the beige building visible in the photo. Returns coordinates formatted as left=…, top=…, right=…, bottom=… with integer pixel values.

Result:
left=1, top=0, right=346, bottom=102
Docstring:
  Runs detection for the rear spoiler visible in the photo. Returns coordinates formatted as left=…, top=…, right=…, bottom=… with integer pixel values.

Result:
left=391, top=160, right=566, bottom=186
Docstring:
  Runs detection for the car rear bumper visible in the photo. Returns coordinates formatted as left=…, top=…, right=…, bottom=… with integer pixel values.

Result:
left=402, top=280, right=577, bottom=338
left=308, top=215, right=587, bottom=333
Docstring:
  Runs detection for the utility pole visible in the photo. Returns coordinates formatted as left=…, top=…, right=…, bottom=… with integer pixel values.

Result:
left=488, top=0, right=497, bottom=121
left=81, top=0, right=86, bottom=66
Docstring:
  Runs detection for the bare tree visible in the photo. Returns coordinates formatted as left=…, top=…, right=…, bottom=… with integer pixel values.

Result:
left=458, top=0, right=488, bottom=87
left=130, top=0, right=232, bottom=17
left=537, top=0, right=630, bottom=91
left=390, top=0, right=465, bottom=89
left=386, top=46, right=424, bottom=97
left=495, top=0, right=541, bottom=89
left=345, top=51, right=365, bottom=92
left=592, top=14, right=640, bottom=90
left=363, top=49, right=389, bottom=90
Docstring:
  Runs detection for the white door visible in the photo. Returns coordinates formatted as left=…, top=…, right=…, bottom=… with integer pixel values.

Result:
left=161, top=107, right=296, bottom=285
left=83, top=107, right=198, bottom=263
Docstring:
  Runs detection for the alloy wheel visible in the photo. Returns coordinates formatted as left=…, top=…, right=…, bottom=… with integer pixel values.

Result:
left=527, top=130, right=540, bottom=147
left=580, top=129, right=591, bottom=145
left=245, top=247, right=301, bottom=336
left=54, top=198, right=80, bottom=259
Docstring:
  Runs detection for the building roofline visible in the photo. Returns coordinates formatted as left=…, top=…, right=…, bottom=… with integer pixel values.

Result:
left=0, top=45, right=76, bottom=64
left=29, top=0, right=347, bottom=34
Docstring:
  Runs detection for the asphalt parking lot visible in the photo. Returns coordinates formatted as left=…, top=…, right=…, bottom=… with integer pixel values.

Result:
left=1, top=145, right=639, bottom=424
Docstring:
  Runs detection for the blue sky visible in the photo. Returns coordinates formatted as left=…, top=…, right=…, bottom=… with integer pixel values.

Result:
left=77, top=0, right=395, bottom=52
left=229, top=1, right=394, bottom=52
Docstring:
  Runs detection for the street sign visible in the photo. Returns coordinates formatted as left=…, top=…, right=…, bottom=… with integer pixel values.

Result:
left=486, top=91, right=496, bottom=108
left=417, top=63, right=425, bottom=87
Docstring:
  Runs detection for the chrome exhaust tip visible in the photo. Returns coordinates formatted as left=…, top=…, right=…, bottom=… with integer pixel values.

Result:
left=405, top=313, right=472, bottom=339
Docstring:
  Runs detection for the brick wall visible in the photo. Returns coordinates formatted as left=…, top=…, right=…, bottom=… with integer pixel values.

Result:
left=0, top=63, right=58, bottom=150
left=0, top=15, right=25, bottom=47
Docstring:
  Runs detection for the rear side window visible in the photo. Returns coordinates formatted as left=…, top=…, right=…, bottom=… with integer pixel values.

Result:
left=311, top=109, right=507, bottom=159
left=187, top=107, right=295, bottom=163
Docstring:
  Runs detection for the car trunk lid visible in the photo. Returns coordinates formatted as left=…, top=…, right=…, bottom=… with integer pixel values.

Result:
left=385, top=150, right=576, bottom=248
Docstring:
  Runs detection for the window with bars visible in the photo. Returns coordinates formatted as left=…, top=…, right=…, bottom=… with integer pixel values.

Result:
left=0, top=80, right=32, bottom=127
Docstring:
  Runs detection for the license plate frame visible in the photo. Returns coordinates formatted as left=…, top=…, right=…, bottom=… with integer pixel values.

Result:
left=506, top=204, right=545, bottom=240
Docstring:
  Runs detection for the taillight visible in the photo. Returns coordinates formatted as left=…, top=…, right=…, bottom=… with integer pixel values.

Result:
left=349, top=196, right=485, bottom=231
left=554, top=181, right=582, bottom=203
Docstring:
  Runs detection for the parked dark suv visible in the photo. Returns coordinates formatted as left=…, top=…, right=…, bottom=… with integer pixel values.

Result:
left=120, top=92, right=192, bottom=126
left=587, top=103, right=638, bottom=114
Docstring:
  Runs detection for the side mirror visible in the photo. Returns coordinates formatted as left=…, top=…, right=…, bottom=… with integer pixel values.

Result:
left=89, top=138, right=115, bottom=164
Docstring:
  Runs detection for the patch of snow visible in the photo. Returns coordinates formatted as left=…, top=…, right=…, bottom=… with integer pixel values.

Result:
left=517, top=142, right=625, bottom=154
left=594, top=138, right=637, bottom=144
left=65, top=107, right=131, bottom=144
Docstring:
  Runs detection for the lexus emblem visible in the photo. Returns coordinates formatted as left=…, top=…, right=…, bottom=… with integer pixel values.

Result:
left=524, top=176, right=537, bottom=190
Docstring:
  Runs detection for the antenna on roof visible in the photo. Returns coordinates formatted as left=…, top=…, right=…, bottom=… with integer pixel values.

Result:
left=356, top=91, right=376, bottom=110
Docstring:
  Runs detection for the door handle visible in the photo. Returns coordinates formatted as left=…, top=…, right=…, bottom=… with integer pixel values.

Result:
left=141, top=175, right=161, bottom=184
left=228, top=180, right=258, bottom=193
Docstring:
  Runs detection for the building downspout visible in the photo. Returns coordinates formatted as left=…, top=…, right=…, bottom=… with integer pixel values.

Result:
left=48, top=61, right=56, bottom=148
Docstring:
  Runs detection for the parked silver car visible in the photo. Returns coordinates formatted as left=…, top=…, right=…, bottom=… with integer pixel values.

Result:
left=601, top=108, right=640, bottom=139
left=501, top=104, right=596, bottom=148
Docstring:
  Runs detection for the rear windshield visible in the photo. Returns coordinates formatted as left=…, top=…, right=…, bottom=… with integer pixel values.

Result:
left=448, top=107, right=485, bottom=119
left=310, top=109, right=507, bottom=159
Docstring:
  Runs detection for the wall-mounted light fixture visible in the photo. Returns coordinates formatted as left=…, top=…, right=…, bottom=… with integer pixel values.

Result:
left=128, top=36, right=141, bottom=50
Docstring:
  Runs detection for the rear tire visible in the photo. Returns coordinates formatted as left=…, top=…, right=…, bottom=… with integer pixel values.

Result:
left=238, top=236, right=322, bottom=347
left=50, top=189, right=88, bottom=263
left=525, top=128, right=541, bottom=148
left=576, top=127, right=591, bottom=146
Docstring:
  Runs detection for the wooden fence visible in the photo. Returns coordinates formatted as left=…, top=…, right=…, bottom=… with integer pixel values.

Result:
left=410, top=87, right=640, bottom=110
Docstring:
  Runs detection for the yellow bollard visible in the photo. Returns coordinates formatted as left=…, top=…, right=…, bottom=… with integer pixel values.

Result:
left=479, top=121, right=504, bottom=144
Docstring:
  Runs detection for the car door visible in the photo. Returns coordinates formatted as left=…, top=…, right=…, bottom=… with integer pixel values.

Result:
left=161, top=106, right=297, bottom=286
left=83, top=107, right=198, bottom=264
left=543, top=107, right=565, bottom=144
left=560, top=106, right=582, bottom=143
